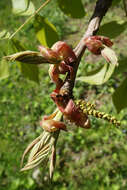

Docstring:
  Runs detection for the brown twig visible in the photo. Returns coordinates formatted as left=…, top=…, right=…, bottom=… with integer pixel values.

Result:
left=51, top=1, right=113, bottom=178
left=60, top=0, right=113, bottom=98
left=21, top=0, right=113, bottom=178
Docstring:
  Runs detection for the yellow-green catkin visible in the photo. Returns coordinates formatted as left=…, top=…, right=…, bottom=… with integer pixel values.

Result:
left=75, top=99, right=120, bottom=126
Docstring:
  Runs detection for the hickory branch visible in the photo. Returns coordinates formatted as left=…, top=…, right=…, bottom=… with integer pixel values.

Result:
left=61, top=0, right=113, bottom=98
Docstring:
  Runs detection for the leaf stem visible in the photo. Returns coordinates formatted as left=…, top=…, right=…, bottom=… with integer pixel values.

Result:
left=9, top=0, right=51, bottom=39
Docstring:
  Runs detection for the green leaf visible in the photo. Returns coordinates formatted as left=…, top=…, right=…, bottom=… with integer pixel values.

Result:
left=34, top=15, right=59, bottom=47
left=103, top=63, right=115, bottom=83
left=18, top=63, right=39, bottom=83
left=77, top=64, right=107, bottom=85
left=112, top=0, right=122, bottom=6
left=0, top=30, right=11, bottom=39
left=12, top=0, right=35, bottom=16
left=114, top=56, right=127, bottom=75
left=8, top=39, right=25, bottom=54
left=77, top=63, right=116, bottom=85
left=20, top=1, right=35, bottom=16
left=0, top=58, right=9, bottom=80
left=98, top=21, right=127, bottom=39
left=12, top=0, right=27, bottom=14
left=57, top=0, right=85, bottom=18
left=112, top=77, right=127, bottom=113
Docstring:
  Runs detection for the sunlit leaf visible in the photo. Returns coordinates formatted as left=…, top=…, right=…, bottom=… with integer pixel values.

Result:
left=57, top=0, right=85, bottom=18
left=112, top=77, right=127, bottom=112
left=98, top=21, right=127, bottom=39
left=0, top=30, right=10, bottom=39
left=101, top=46, right=118, bottom=66
left=12, top=0, right=27, bottom=14
left=12, top=0, right=35, bottom=16
left=0, top=39, right=11, bottom=80
left=20, top=1, right=35, bottom=16
left=0, top=58, right=9, bottom=80
left=77, top=64, right=107, bottom=85
left=34, top=15, right=59, bottom=47
left=103, top=63, right=116, bottom=83
left=77, top=62, right=116, bottom=85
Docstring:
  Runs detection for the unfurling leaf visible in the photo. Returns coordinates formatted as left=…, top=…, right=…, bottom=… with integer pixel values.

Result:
left=5, top=40, right=42, bottom=83
left=21, top=131, right=52, bottom=171
left=77, top=42, right=118, bottom=85
left=34, top=15, right=59, bottom=47
left=40, top=111, right=67, bottom=132
left=77, top=62, right=116, bottom=85
left=84, top=36, right=113, bottom=55
left=101, top=46, right=118, bottom=66
left=21, top=134, right=43, bottom=167
left=4, top=51, right=48, bottom=64
left=49, top=145, right=56, bottom=179
left=77, top=64, right=107, bottom=85
left=38, top=45, right=61, bottom=64
left=21, top=111, right=62, bottom=174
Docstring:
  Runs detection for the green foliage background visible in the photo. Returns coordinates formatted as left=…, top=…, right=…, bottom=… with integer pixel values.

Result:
left=0, top=0, right=127, bottom=189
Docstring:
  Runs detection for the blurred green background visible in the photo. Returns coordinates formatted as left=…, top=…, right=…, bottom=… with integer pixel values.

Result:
left=0, top=0, right=127, bottom=189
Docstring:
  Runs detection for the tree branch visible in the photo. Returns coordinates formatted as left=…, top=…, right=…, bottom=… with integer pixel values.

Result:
left=60, top=0, right=113, bottom=97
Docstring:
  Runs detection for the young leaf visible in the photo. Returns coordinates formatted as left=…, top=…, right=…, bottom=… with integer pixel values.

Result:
left=0, top=58, right=9, bottom=80
left=101, top=46, right=118, bottom=66
left=34, top=15, right=59, bottom=47
left=18, top=63, right=39, bottom=83
left=97, top=21, right=127, bottom=39
left=4, top=51, right=48, bottom=64
left=7, top=39, right=40, bottom=83
left=77, top=64, right=107, bottom=85
left=12, top=0, right=35, bottom=16
left=112, top=77, right=127, bottom=113
left=0, top=39, right=12, bottom=80
left=20, top=1, right=35, bottom=16
left=103, top=63, right=116, bottom=83
left=57, top=0, right=85, bottom=18
left=0, top=30, right=11, bottom=40
left=77, top=62, right=116, bottom=85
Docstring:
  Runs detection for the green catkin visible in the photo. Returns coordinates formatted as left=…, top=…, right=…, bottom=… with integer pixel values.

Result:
left=76, top=99, right=96, bottom=109
left=75, top=99, right=120, bottom=126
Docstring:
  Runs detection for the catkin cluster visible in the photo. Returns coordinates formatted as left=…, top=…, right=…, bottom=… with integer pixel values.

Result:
left=75, top=99, right=120, bottom=126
